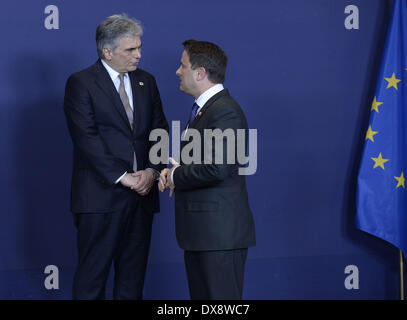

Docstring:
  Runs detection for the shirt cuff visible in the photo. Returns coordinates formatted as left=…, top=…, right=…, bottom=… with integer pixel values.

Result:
left=170, top=167, right=179, bottom=186
left=115, top=171, right=127, bottom=184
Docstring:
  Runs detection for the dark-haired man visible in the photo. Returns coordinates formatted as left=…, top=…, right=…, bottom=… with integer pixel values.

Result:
left=160, top=40, right=256, bottom=300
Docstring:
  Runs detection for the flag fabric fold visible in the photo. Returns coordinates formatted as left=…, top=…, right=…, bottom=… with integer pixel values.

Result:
left=356, top=0, right=407, bottom=257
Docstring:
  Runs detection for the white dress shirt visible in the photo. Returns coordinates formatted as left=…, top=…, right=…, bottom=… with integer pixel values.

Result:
left=184, top=83, right=224, bottom=132
left=194, top=83, right=224, bottom=116
left=101, top=59, right=134, bottom=110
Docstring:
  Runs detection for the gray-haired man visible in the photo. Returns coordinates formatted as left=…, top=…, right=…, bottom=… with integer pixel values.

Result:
left=64, top=14, right=168, bottom=299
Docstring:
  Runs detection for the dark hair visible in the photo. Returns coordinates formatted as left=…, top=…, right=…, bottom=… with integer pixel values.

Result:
left=182, top=39, right=227, bottom=84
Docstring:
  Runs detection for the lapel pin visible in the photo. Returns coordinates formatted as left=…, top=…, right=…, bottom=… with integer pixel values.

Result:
left=139, top=81, right=144, bottom=86
left=198, top=112, right=202, bottom=116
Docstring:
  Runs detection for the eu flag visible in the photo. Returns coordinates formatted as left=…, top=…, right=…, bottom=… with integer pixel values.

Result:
left=356, top=0, right=407, bottom=257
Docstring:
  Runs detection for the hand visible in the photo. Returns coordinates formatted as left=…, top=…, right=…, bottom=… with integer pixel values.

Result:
left=120, top=173, right=140, bottom=188
left=159, top=168, right=175, bottom=197
left=168, top=157, right=180, bottom=197
left=159, top=168, right=171, bottom=192
left=159, top=157, right=180, bottom=197
left=130, top=169, right=157, bottom=196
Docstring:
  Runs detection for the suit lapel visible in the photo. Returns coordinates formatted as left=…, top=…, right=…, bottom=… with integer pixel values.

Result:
left=181, top=89, right=230, bottom=158
left=190, top=89, right=230, bottom=128
left=93, top=60, right=133, bottom=132
left=129, top=71, right=144, bottom=133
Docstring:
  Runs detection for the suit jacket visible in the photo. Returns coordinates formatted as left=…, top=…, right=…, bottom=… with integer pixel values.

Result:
left=173, top=89, right=256, bottom=251
left=63, top=60, right=169, bottom=214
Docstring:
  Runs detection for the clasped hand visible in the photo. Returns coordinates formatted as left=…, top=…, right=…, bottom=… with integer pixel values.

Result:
left=158, top=157, right=180, bottom=197
left=120, top=169, right=156, bottom=196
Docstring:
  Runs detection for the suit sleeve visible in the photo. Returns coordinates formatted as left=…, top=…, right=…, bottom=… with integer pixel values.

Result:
left=173, top=105, right=244, bottom=191
left=63, top=74, right=129, bottom=185
left=146, top=76, right=169, bottom=173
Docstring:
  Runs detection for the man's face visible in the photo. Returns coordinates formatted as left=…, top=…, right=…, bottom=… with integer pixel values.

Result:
left=176, top=50, right=197, bottom=96
left=104, top=36, right=142, bottom=73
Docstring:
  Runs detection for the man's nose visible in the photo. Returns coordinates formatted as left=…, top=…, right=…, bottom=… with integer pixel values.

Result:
left=134, top=48, right=141, bottom=59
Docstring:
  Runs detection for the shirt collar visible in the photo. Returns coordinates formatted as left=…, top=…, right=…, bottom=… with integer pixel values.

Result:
left=101, top=59, right=128, bottom=82
left=195, top=83, right=224, bottom=108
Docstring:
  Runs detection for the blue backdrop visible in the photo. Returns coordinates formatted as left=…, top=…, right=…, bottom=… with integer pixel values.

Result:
left=0, top=0, right=401, bottom=299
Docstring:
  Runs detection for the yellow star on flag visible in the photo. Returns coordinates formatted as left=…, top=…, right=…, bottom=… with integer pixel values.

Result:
left=384, top=72, right=401, bottom=90
left=371, top=97, right=383, bottom=113
left=365, top=125, right=378, bottom=142
left=394, top=171, right=405, bottom=189
left=371, top=152, right=389, bottom=170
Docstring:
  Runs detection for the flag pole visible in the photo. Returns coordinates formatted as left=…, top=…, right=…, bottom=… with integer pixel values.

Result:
left=400, top=249, right=405, bottom=300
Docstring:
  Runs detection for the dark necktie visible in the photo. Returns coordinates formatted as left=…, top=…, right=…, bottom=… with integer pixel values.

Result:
left=188, top=102, right=199, bottom=126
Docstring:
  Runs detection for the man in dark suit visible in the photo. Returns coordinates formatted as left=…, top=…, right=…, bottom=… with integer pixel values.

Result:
left=159, top=40, right=256, bottom=300
left=63, top=14, right=168, bottom=299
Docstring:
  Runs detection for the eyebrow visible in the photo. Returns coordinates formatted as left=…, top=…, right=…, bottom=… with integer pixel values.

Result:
left=126, top=43, right=142, bottom=51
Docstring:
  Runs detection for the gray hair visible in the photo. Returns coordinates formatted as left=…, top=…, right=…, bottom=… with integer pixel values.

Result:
left=96, top=14, right=143, bottom=59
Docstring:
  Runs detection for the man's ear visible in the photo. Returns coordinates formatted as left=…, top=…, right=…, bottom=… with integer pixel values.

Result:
left=196, top=67, right=207, bottom=81
left=103, top=48, right=112, bottom=60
